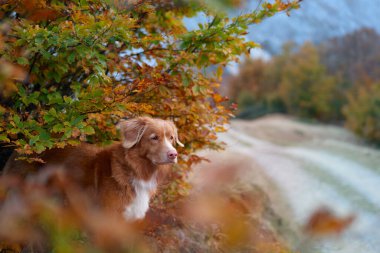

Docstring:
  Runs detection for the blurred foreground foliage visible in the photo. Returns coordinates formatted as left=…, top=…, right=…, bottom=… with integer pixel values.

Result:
left=229, top=28, right=380, bottom=144
left=0, top=156, right=295, bottom=253
left=0, top=0, right=301, bottom=252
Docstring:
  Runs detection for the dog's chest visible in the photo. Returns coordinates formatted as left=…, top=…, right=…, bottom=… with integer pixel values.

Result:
left=122, top=175, right=157, bottom=220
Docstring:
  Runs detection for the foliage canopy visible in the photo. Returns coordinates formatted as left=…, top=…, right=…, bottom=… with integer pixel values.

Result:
left=0, top=0, right=300, bottom=200
left=0, top=0, right=299, bottom=158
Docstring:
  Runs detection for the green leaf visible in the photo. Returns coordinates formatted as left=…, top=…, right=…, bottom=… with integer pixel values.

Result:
left=83, top=125, right=95, bottom=135
left=35, top=35, right=44, bottom=44
left=39, top=130, right=51, bottom=141
left=44, top=114, right=55, bottom=123
left=68, top=139, right=80, bottom=146
left=0, top=135, right=10, bottom=142
left=63, top=96, right=73, bottom=103
left=47, top=92, right=63, bottom=105
left=13, top=115, right=21, bottom=124
left=192, top=85, right=200, bottom=95
left=197, top=54, right=209, bottom=68
left=35, top=143, right=46, bottom=153
left=52, top=124, right=65, bottom=133
left=17, top=57, right=29, bottom=66
left=44, top=109, right=57, bottom=123
left=49, top=108, right=57, bottom=117
left=29, top=135, right=40, bottom=145
left=71, top=115, right=85, bottom=126
left=67, top=52, right=76, bottom=64
left=181, top=73, right=191, bottom=87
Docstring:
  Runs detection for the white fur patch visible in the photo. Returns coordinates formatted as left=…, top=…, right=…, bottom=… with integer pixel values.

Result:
left=123, top=175, right=157, bottom=221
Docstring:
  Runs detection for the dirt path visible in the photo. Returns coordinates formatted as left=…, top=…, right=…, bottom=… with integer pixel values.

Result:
left=219, top=115, right=380, bottom=253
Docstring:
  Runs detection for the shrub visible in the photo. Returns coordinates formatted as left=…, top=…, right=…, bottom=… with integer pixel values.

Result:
left=236, top=92, right=286, bottom=119
left=344, top=83, right=380, bottom=144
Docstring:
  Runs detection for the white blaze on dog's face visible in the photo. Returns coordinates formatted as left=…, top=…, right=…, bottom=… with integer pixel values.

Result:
left=117, top=117, right=184, bottom=165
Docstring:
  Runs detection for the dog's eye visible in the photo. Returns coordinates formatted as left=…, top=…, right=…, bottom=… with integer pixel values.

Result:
left=170, top=136, right=174, bottom=140
left=151, top=135, right=159, bottom=140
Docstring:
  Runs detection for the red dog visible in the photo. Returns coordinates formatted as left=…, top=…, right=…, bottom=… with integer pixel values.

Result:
left=4, top=117, right=183, bottom=221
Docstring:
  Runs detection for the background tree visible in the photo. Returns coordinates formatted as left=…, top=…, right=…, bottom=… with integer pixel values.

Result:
left=228, top=59, right=267, bottom=102
left=319, top=28, right=380, bottom=84
left=344, top=82, right=380, bottom=144
left=227, top=28, right=380, bottom=143
left=228, top=42, right=340, bottom=121
left=277, top=42, right=338, bottom=121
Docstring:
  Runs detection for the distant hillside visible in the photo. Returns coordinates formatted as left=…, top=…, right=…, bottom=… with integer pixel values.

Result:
left=246, top=0, right=380, bottom=54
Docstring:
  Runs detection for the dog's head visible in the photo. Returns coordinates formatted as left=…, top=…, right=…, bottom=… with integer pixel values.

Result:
left=117, top=117, right=184, bottom=165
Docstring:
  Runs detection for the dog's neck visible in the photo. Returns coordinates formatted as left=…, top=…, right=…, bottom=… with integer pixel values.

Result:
left=110, top=144, right=161, bottom=187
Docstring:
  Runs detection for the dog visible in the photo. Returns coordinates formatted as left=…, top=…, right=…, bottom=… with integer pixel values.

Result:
left=3, top=116, right=183, bottom=221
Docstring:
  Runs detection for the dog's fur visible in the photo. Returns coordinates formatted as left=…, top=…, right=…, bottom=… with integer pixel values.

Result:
left=3, top=117, right=183, bottom=221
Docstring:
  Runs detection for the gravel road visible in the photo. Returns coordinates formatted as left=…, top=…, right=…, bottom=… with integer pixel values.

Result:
left=219, top=115, right=380, bottom=253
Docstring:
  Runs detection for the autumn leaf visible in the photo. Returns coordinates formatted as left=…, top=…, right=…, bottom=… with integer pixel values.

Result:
left=304, top=207, right=355, bottom=236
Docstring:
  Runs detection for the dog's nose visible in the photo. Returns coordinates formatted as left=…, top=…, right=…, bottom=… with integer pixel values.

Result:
left=167, top=150, right=178, bottom=160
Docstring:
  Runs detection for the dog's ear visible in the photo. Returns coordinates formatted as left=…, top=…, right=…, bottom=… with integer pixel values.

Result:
left=116, top=118, right=147, bottom=149
left=176, top=139, right=184, bottom=147
left=176, top=133, right=184, bottom=147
